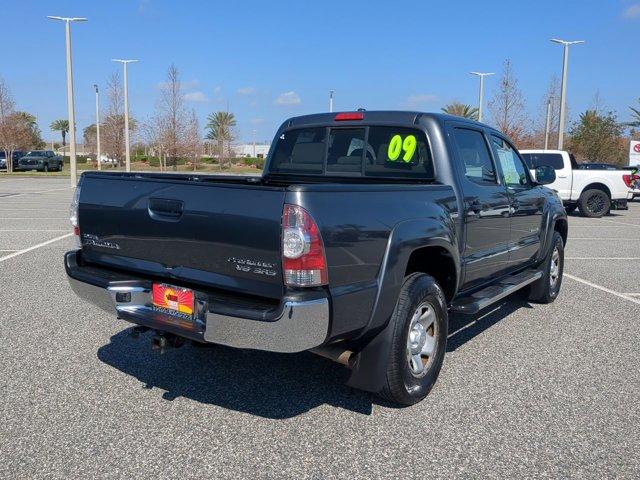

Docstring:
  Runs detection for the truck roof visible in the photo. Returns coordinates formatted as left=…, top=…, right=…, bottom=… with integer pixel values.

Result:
left=283, top=110, right=492, bottom=130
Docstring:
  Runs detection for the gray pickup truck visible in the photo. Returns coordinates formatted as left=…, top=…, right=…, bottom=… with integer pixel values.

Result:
left=65, top=111, right=567, bottom=405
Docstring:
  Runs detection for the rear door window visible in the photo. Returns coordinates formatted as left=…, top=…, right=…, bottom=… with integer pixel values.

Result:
left=451, top=128, right=497, bottom=184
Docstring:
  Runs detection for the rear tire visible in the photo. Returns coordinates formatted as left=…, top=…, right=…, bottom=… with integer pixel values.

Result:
left=379, top=273, right=448, bottom=406
left=43, top=164, right=49, bottom=173
left=578, top=189, right=610, bottom=218
left=529, top=231, right=564, bottom=304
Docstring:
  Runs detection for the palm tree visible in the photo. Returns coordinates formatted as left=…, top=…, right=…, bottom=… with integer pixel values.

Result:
left=50, top=119, right=69, bottom=155
left=441, top=102, right=479, bottom=121
left=205, top=111, right=236, bottom=169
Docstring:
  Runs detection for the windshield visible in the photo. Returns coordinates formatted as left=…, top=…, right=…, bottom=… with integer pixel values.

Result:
left=269, top=126, right=434, bottom=179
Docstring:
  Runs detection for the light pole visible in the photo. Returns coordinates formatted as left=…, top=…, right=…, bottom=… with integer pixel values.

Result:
left=252, top=129, right=257, bottom=158
left=329, top=90, right=334, bottom=112
left=112, top=59, right=138, bottom=172
left=544, top=99, right=552, bottom=150
left=47, top=16, right=86, bottom=185
left=93, top=84, right=101, bottom=171
left=469, top=72, right=494, bottom=122
left=551, top=38, right=584, bottom=150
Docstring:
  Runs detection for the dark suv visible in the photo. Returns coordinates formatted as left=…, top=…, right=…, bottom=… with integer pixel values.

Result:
left=0, top=151, right=26, bottom=170
left=18, top=150, right=64, bottom=172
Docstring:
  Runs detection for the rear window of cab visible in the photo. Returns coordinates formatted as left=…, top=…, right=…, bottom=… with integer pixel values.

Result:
left=269, top=126, right=434, bottom=179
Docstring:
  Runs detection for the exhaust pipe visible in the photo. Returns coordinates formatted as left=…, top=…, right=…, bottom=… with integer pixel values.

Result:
left=151, top=332, right=185, bottom=354
left=310, top=345, right=354, bottom=367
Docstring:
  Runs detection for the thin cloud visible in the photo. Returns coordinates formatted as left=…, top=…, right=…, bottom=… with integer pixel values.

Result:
left=623, top=3, right=640, bottom=18
left=250, top=118, right=265, bottom=124
left=184, top=91, right=208, bottom=102
left=213, top=86, right=222, bottom=95
left=404, top=93, right=438, bottom=108
left=237, top=86, right=256, bottom=96
left=275, top=91, right=301, bottom=105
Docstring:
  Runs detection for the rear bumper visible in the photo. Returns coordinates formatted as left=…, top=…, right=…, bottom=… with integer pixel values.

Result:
left=65, top=250, right=330, bottom=353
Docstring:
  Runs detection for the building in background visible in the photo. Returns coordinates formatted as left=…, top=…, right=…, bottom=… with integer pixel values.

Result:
left=233, top=143, right=270, bottom=158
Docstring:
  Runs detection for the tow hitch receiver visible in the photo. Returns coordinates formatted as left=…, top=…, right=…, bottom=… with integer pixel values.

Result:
left=151, top=332, right=185, bottom=354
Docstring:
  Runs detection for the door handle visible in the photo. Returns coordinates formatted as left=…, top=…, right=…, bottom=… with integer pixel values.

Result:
left=148, top=198, right=184, bottom=222
left=557, top=175, right=568, bottom=179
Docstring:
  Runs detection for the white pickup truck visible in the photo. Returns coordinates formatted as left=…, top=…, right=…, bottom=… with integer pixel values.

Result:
left=520, top=150, right=631, bottom=217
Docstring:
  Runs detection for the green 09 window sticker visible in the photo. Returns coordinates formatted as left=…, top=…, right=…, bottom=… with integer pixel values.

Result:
left=387, top=134, right=417, bottom=162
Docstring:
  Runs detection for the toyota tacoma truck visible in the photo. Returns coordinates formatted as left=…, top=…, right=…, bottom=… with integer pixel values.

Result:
left=65, top=111, right=567, bottom=406
left=520, top=149, right=632, bottom=217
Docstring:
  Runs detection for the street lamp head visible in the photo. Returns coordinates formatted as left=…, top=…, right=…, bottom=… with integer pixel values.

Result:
left=47, top=16, right=87, bottom=22
left=93, top=84, right=98, bottom=93
left=112, top=59, right=139, bottom=64
left=470, top=72, right=495, bottom=77
left=551, top=38, right=585, bottom=46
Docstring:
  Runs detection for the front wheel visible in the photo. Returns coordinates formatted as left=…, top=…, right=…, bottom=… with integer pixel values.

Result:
left=578, top=189, right=610, bottom=218
left=43, top=164, right=49, bottom=172
left=529, top=231, right=564, bottom=304
left=380, top=273, right=448, bottom=406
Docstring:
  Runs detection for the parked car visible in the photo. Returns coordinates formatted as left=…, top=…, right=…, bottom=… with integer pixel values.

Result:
left=520, top=150, right=632, bottom=217
left=98, top=154, right=118, bottom=166
left=0, top=150, right=26, bottom=170
left=17, top=150, right=64, bottom=172
left=65, top=111, right=567, bottom=406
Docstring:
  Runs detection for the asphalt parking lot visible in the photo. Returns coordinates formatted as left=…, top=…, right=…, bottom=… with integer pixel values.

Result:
left=1, top=177, right=639, bottom=479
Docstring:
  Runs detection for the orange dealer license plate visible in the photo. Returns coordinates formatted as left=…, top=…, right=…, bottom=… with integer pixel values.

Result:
left=152, top=283, right=194, bottom=318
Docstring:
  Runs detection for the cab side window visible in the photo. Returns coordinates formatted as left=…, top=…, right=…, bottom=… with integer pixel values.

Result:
left=452, top=128, right=497, bottom=185
left=491, top=136, right=529, bottom=189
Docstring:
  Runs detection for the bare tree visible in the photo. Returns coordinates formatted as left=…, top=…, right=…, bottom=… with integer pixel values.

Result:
left=185, top=109, right=201, bottom=171
left=488, top=59, right=528, bottom=145
left=534, top=75, right=560, bottom=148
left=157, top=64, right=188, bottom=171
left=141, top=114, right=168, bottom=171
left=0, top=78, right=31, bottom=173
left=101, top=72, right=135, bottom=166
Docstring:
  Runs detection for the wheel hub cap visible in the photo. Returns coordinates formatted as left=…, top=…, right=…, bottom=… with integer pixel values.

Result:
left=406, top=302, right=438, bottom=377
left=550, top=247, right=560, bottom=288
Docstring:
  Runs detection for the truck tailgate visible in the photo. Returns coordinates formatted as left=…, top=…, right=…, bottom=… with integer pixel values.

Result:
left=78, top=174, right=286, bottom=299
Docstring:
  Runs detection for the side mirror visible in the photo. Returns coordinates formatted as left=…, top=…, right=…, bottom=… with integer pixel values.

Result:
left=535, top=165, right=556, bottom=185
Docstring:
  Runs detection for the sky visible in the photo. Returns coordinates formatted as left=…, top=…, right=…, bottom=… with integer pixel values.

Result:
left=1, top=0, right=639, bottom=144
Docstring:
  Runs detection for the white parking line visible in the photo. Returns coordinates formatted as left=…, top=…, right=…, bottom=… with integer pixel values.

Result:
left=595, top=219, right=640, bottom=228
left=0, top=233, right=73, bottom=263
left=565, top=257, right=640, bottom=260
left=622, top=293, right=640, bottom=296
left=0, top=229, right=69, bottom=232
left=568, top=238, right=640, bottom=241
left=0, top=217, right=68, bottom=220
left=565, top=274, right=640, bottom=305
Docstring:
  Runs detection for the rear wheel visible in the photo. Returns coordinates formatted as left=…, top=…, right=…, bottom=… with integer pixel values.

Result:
left=43, top=164, right=49, bottom=172
left=529, top=231, right=564, bottom=303
left=578, top=189, right=610, bottom=218
left=380, top=273, right=448, bottom=406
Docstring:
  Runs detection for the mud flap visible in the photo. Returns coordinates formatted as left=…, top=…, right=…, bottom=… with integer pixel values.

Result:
left=345, top=317, right=395, bottom=394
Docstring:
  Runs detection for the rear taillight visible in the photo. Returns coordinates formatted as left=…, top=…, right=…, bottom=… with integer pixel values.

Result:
left=282, top=204, right=327, bottom=287
left=623, top=174, right=639, bottom=188
left=70, top=186, right=81, bottom=243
